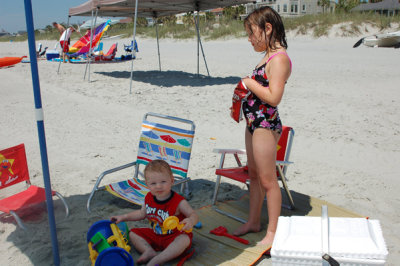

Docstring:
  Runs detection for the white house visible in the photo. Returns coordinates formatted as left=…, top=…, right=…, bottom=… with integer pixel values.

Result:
left=245, top=0, right=336, bottom=17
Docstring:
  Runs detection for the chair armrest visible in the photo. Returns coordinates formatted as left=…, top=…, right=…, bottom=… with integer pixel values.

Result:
left=99, top=161, right=137, bottom=177
left=96, top=161, right=138, bottom=190
left=213, top=149, right=246, bottom=169
left=87, top=161, right=137, bottom=213
left=213, top=148, right=246, bottom=155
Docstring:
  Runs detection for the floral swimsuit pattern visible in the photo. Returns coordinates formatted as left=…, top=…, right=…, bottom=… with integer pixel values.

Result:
left=242, top=53, right=290, bottom=135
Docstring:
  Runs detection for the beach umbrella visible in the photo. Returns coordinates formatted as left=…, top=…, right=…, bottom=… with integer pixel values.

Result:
left=177, top=139, right=191, bottom=147
left=23, top=0, right=60, bottom=265
left=160, top=135, right=176, bottom=143
left=142, top=131, right=159, bottom=139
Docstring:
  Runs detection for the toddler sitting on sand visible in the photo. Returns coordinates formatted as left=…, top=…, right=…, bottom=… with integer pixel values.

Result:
left=111, top=159, right=198, bottom=266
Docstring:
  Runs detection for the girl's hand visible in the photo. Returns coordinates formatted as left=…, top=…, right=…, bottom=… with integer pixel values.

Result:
left=242, top=76, right=250, bottom=82
left=241, top=78, right=254, bottom=94
left=241, top=77, right=252, bottom=88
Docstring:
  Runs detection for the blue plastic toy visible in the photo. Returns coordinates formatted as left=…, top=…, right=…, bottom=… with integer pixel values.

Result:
left=87, top=220, right=133, bottom=266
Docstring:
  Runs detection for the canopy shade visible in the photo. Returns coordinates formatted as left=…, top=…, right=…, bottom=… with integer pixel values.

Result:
left=69, top=0, right=253, bottom=17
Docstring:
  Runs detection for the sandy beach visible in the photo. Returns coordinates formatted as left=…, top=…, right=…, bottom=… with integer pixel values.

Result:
left=1, top=30, right=399, bottom=265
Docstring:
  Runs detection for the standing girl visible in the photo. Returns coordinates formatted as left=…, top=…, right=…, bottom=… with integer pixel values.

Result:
left=233, top=6, right=292, bottom=247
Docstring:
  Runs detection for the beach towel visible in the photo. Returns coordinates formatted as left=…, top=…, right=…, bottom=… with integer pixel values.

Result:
left=231, top=80, right=250, bottom=123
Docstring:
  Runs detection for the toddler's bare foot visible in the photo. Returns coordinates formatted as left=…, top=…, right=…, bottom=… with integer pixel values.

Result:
left=233, top=222, right=261, bottom=236
left=137, top=249, right=157, bottom=264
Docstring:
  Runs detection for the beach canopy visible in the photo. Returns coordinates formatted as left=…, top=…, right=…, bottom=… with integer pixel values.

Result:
left=67, top=0, right=253, bottom=90
left=69, top=0, right=253, bottom=17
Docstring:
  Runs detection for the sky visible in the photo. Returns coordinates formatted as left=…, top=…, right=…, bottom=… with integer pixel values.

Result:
left=0, top=0, right=96, bottom=34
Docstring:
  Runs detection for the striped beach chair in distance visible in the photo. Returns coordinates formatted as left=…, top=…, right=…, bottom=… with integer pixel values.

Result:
left=87, top=113, right=196, bottom=213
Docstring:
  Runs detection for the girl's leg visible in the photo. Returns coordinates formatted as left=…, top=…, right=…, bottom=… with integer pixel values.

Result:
left=129, top=231, right=157, bottom=264
left=233, top=128, right=264, bottom=236
left=252, top=128, right=281, bottom=246
left=147, top=234, right=190, bottom=266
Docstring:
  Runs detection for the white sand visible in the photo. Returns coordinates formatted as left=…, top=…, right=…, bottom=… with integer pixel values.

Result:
left=1, top=33, right=399, bottom=265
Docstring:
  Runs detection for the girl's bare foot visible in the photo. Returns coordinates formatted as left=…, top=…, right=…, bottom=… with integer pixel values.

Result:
left=137, top=249, right=157, bottom=264
left=256, top=230, right=275, bottom=247
left=233, top=222, right=261, bottom=236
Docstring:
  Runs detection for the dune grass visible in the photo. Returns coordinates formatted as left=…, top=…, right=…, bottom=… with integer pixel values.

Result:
left=98, top=13, right=400, bottom=40
left=283, top=13, right=400, bottom=37
left=1, top=13, right=399, bottom=43
left=107, top=13, right=400, bottom=40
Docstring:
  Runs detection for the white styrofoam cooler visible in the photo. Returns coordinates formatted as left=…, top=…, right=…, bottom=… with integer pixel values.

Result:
left=271, top=209, right=388, bottom=265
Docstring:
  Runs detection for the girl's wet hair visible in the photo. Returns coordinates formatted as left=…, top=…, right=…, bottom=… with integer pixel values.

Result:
left=244, top=6, right=288, bottom=50
left=144, top=159, right=173, bottom=179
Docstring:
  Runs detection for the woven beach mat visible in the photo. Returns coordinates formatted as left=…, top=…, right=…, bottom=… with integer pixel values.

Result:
left=186, top=190, right=362, bottom=266
left=130, top=190, right=362, bottom=265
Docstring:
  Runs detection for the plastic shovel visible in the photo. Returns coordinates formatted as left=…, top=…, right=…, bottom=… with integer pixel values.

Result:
left=210, top=226, right=249, bottom=245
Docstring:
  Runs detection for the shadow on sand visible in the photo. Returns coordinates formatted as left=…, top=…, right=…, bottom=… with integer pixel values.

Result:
left=95, top=70, right=240, bottom=87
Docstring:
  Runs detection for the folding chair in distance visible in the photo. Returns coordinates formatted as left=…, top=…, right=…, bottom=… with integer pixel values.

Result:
left=124, top=40, right=138, bottom=54
left=87, top=112, right=196, bottom=213
left=211, top=126, right=295, bottom=223
left=0, top=144, right=69, bottom=230
left=123, top=40, right=139, bottom=60
left=99, top=43, right=118, bottom=61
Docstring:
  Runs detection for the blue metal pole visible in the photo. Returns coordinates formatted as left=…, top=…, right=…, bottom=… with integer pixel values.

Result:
left=23, top=1, right=60, bottom=265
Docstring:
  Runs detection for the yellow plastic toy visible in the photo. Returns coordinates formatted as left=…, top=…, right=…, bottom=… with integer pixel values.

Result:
left=87, top=220, right=131, bottom=266
left=163, top=216, right=192, bottom=233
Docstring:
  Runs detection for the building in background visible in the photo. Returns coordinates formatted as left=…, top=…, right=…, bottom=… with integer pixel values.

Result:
left=351, top=0, right=400, bottom=15
left=244, top=0, right=336, bottom=17
left=211, top=7, right=224, bottom=20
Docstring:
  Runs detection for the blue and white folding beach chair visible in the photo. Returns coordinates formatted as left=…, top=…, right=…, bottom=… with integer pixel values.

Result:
left=87, top=112, right=195, bottom=212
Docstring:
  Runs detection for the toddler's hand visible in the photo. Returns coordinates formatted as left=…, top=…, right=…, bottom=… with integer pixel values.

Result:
left=180, top=218, right=194, bottom=232
left=110, top=216, right=122, bottom=224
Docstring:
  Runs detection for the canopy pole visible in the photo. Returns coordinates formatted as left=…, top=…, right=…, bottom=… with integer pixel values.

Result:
left=196, top=11, right=199, bottom=76
left=89, top=10, right=99, bottom=82
left=155, top=17, right=161, bottom=71
left=85, top=9, right=98, bottom=82
left=23, top=0, right=60, bottom=265
left=84, top=10, right=95, bottom=80
left=194, top=11, right=210, bottom=77
left=129, top=0, right=139, bottom=94
left=57, top=16, right=70, bottom=74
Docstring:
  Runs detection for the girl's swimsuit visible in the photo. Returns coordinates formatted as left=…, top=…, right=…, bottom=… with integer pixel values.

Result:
left=242, top=52, right=292, bottom=135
